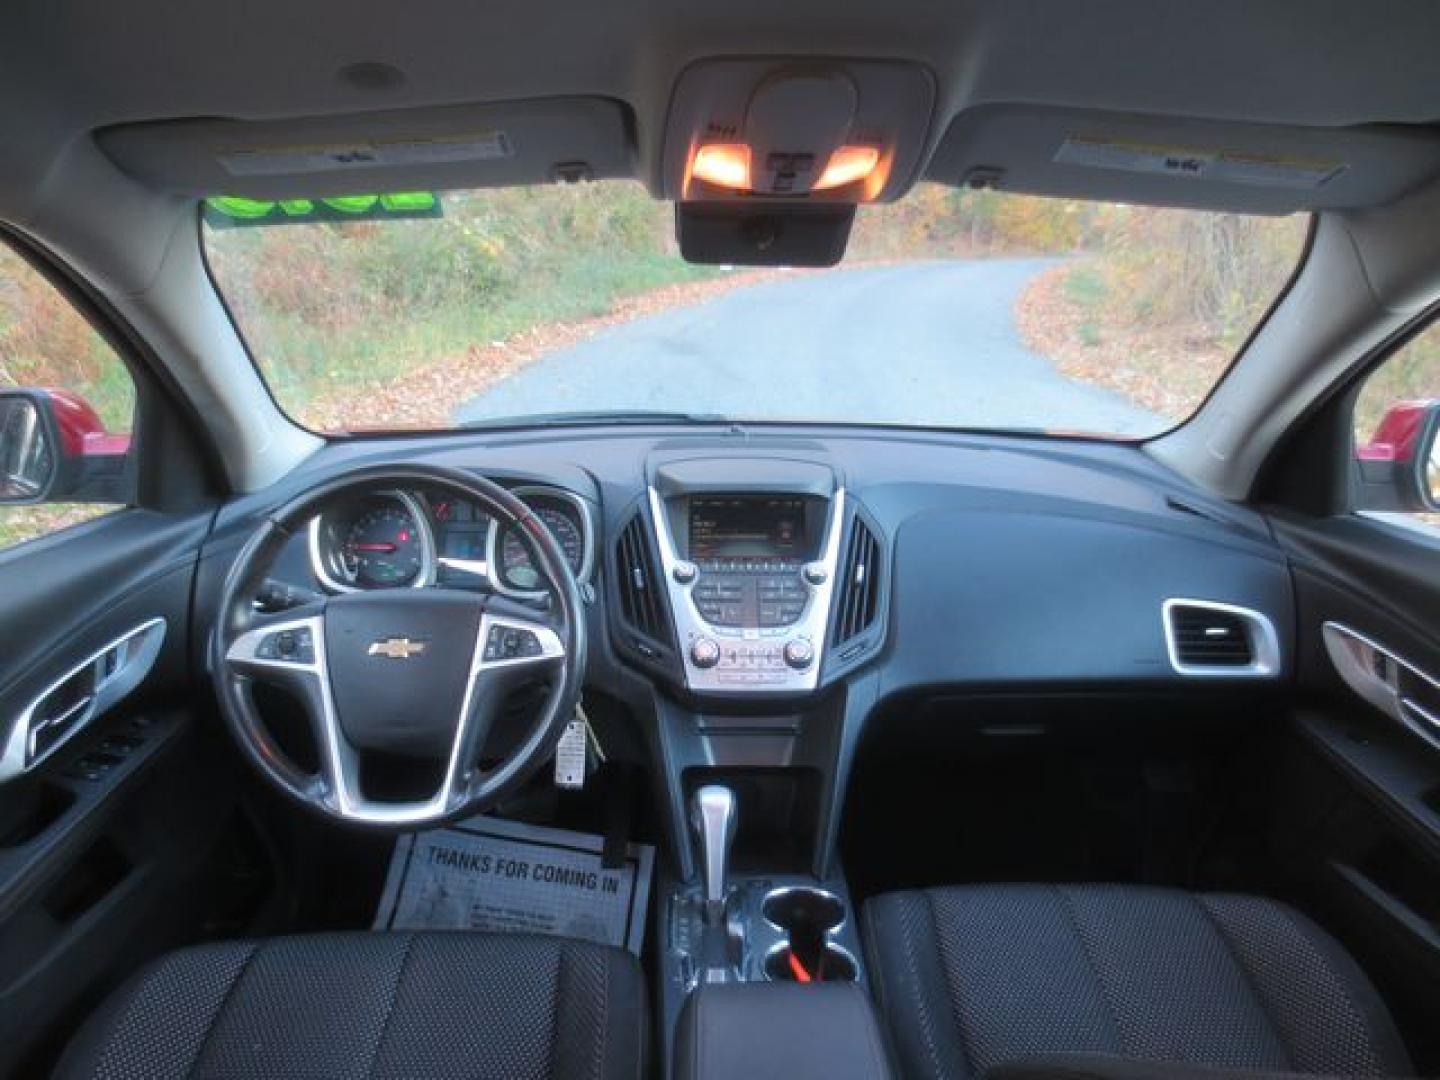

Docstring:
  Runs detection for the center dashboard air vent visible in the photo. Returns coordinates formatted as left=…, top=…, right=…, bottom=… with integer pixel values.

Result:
left=615, top=513, right=672, bottom=655
left=832, top=516, right=881, bottom=650
left=1163, top=599, right=1279, bottom=677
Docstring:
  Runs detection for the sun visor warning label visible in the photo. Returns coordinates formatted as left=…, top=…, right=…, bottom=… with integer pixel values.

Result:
left=219, top=131, right=513, bottom=176
left=373, top=816, right=653, bottom=956
left=1054, top=136, right=1345, bottom=189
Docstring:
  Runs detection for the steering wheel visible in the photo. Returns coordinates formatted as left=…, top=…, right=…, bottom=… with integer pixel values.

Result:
left=211, top=464, right=586, bottom=828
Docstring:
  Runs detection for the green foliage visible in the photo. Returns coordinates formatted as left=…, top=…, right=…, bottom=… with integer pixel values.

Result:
left=1063, top=267, right=1108, bottom=307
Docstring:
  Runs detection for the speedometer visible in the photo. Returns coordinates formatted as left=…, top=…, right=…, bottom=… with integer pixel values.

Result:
left=490, top=489, right=591, bottom=596
left=345, top=505, right=426, bottom=588
left=308, top=490, right=437, bottom=593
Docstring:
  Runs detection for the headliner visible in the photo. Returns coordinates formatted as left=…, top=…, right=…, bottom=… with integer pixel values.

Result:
left=4, top=0, right=1440, bottom=212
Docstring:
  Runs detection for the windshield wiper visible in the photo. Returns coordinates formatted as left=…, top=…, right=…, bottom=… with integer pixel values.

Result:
left=461, top=410, right=730, bottom=429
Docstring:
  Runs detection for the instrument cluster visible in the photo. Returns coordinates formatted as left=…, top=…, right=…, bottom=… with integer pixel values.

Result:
left=307, top=484, right=593, bottom=598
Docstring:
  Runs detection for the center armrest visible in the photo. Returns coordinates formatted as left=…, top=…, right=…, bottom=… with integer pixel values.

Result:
left=674, top=983, right=893, bottom=1080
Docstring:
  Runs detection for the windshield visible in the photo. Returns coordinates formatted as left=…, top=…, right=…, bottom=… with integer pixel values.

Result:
left=202, top=183, right=1307, bottom=438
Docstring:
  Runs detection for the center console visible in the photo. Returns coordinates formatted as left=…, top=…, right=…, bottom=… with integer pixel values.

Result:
left=661, top=783, right=881, bottom=1075
left=647, top=459, right=846, bottom=693
left=629, top=454, right=888, bottom=1075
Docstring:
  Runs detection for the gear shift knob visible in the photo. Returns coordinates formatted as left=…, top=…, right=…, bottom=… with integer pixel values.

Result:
left=690, top=785, right=737, bottom=926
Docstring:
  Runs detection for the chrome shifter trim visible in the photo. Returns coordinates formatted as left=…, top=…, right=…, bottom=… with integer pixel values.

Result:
left=648, top=485, right=846, bottom=693
left=691, top=784, right=737, bottom=926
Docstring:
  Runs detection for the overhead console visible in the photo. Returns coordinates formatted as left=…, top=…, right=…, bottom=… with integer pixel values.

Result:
left=644, top=458, right=848, bottom=694
left=662, top=58, right=935, bottom=266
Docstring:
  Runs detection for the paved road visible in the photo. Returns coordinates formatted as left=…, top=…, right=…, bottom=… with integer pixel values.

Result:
left=453, top=259, right=1161, bottom=435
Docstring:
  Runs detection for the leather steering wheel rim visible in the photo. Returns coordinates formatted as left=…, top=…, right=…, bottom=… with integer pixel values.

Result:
left=211, top=463, right=587, bottom=829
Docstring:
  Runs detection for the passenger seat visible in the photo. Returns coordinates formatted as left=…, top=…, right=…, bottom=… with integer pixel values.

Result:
left=863, top=884, right=1410, bottom=1078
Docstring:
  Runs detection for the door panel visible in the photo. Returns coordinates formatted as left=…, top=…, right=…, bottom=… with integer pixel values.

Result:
left=1270, top=511, right=1440, bottom=1071
left=0, top=507, right=236, bottom=1077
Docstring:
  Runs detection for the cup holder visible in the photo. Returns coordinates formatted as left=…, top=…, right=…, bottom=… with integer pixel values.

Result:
left=764, top=942, right=859, bottom=983
left=762, top=886, right=845, bottom=935
left=761, top=887, right=854, bottom=983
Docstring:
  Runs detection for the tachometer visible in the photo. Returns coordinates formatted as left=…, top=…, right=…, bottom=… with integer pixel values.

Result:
left=490, top=489, right=591, bottom=596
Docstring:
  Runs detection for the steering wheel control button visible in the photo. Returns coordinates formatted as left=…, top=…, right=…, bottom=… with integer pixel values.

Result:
left=672, top=560, right=698, bottom=584
left=783, top=638, right=815, bottom=669
left=690, top=637, right=722, bottom=669
left=484, top=622, right=545, bottom=662
left=256, top=626, right=315, bottom=664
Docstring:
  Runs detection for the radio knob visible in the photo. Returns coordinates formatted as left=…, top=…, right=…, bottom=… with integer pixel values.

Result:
left=691, top=637, right=721, bottom=669
left=672, top=560, right=698, bottom=584
left=802, top=563, right=828, bottom=586
left=783, top=638, right=815, bottom=670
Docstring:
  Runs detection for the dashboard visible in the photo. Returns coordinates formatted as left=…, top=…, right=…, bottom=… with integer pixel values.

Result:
left=203, top=425, right=1296, bottom=706
left=305, top=484, right=595, bottom=600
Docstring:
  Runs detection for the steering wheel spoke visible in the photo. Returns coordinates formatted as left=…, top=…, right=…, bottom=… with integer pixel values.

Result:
left=224, top=611, right=346, bottom=803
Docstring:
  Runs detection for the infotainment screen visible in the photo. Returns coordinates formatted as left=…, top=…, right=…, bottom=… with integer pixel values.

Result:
left=688, top=496, right=809, bottom=560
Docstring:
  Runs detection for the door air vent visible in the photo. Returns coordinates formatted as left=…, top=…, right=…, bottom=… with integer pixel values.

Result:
left=832, top=517, right=881, bottom=648
left=1163, top=599, right=1279, bottom=676
left=615, top=514, right=671, bottom=650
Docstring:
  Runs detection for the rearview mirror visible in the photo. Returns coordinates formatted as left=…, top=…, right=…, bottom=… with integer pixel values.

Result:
left=0, top=392, right=59, bottom=504
left=675, top=201, right=855, bottom=267
left=0, top=389, right=131, bottom=506
left=1356, top=399, right=1440, bottom=512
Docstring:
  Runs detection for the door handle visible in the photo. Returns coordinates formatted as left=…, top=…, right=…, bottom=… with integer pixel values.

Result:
left=1, top=618, right=166, bottom=782
left=1323, top=621, right=1440, bottom=752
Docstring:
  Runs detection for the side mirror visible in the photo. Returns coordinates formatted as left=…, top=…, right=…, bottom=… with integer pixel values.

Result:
left=0, top=389, right=131, bottom=506
left=0, top=391, right=59, bottom=503
left=1356, top=399, right=1440, bottom=512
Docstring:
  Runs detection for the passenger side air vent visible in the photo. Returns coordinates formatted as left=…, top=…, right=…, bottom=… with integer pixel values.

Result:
left=615, top=514, right=671, bottom=652
left=1163, top=600, right=1279, bottom=676
left=832, top=517, right=881, bottom=648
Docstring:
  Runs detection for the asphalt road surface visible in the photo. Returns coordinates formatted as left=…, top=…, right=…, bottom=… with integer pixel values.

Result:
left=453, top=258, right=1161, bottom=435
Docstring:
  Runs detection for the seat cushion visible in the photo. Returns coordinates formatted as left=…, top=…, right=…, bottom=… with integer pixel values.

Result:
left=55, top=931, right=647, bottom=1080
left=863, top=885, right=1410, bottom=1080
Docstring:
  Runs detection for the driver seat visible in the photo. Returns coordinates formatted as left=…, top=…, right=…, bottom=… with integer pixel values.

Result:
left=54, top=931, right=648, bottom=1079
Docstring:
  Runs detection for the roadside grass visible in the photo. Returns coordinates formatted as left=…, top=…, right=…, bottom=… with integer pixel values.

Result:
left=206, top=185, right=723, bottom=426
left=247, top=252, right=719, bottom=414
left=0, top=504, right=114, bottom=549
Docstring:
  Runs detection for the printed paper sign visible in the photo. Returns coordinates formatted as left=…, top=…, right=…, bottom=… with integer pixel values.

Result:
left=374, top=816, right=654, bottom=956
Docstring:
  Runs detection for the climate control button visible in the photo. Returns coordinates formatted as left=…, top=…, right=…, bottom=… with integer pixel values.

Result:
left=783, top=638, right=815, bottom=669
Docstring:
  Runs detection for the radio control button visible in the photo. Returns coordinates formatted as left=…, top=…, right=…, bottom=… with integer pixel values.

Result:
left=802, top=563, right=828, bottom=586
left=783, top=639, right=815, bottom=669
left=672, top=560, right=698, bottom=584
left=691, top=638, right=721, bottom=669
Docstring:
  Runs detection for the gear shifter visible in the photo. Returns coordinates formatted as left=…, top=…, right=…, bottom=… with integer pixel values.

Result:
left=690, top=784, right=737, bottom=927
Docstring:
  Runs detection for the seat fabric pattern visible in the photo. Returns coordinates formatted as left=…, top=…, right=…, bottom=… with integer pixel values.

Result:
left=54, top=931, right=646, bottom=1080
left=863, top=885, right=1410, bottom=1080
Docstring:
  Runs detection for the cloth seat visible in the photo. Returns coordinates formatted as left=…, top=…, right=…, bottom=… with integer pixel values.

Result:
left=55, top=931, right=647, bottom=1080
left=863, top=884, right=1410, bottom=1079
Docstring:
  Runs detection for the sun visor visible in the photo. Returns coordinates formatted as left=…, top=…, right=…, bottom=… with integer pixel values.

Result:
left=926, top=105, right=1440, bottom=213
left=96, top=98, right=633, bottom=198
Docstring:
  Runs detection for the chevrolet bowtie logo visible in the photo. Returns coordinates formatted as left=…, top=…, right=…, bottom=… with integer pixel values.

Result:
left=367, top=637, right=427, bottom=660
